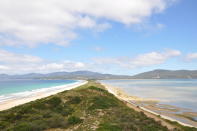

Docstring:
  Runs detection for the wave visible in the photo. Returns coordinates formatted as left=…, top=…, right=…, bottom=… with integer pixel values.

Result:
left=0, top=80, right=84, bottom=104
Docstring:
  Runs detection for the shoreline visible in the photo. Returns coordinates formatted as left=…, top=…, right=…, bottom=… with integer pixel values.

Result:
left=0, top=80, right=88, bottom=111
left=102, top=83, right=197, bottom=128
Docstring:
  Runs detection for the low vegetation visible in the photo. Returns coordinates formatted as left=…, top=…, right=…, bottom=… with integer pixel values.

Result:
left=0, top=81, right=196, bottom=131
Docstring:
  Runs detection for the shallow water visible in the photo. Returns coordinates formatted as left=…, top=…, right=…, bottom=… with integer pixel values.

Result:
left=194, top=117, right=197, bottom=121
left=101, top=79, right=197, bottom=112
left=0, top=79, right=78, bottom=103
left=0, top=79, right=77, bottom=95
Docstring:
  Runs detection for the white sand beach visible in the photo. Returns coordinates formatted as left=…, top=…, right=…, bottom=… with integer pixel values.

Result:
left=0, top=81, right=87, bottom=111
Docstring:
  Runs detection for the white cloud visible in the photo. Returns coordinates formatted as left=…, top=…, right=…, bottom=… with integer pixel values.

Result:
left=0, top=49, right=87, bottom=74
left=0, top=65, right=9, bottom=70
left=186, top=53, right=197, bottom=60
left=0, top=49, right=43, bottom=63
left=93, top=49, right=181, bottom=69
left=128, top=49, right=181, bottom=68
left=74, top=62, right=85, bottom=68
left=0, top=49, right=181, bottom=74
left=0, top=0, right=175, bottom=47
left=39, top=63, right=65, bottom=71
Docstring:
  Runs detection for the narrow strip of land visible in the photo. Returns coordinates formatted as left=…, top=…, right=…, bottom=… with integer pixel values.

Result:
left=0, top=81, right=196, bottom=131
left=102, top=83, right=197, bottom=129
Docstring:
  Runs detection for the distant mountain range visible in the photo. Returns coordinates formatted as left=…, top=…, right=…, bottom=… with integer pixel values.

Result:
left=132, top=69, right=197, bottom=79
left=1, top=69, right=197, bottom=80
left=0, top=71, right=132, bottom=80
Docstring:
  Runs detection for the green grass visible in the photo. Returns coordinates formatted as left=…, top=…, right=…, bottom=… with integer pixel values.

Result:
left=0, top=81, right=196, bottom=131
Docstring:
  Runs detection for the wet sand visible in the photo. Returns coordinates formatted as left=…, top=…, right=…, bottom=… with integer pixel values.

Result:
left=102, top=83, right=197, bottom=128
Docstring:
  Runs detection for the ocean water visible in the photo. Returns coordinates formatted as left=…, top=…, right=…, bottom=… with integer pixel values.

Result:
left=101, top=79, right=197, bottom=112
left=0, top=79, right=79, bottom=103
left=0, top=79, right=77, bottom=95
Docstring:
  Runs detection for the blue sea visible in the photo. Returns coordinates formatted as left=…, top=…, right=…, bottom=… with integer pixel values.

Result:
left=0, top=79, right=79, bottom=103
left=101, top=79, right=197, bottom=112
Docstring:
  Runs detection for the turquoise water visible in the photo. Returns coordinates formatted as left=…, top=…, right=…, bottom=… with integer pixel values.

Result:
left=0, top=79, right=77, bottom=95
left=101, top=79, right=197, bottom=112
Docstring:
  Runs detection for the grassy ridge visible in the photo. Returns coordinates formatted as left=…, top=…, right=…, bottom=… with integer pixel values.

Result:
left=0, top=81, right=196, bottom=131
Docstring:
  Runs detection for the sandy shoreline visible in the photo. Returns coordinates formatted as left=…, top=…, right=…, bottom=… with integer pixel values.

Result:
left=1, top=80, right=196, bottom=128
left=0, top=80, right=87, bottom=111
left=102, top=83, right=197, bottom=128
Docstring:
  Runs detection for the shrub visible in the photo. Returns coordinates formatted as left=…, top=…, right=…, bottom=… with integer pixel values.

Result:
left=12, top=121, right=48, bottom=131
left=97, top=123, right=121, bottom=131
left=27, top=114, right=43, bottom=121
left=18, top=105, right=34, bottom=114
left=47, top=115, right=67, bottom=128
left=89, top=96, right=118, bottom=110
left=68, top=116, right=83, bottom=125
left=3, top=112, right=22, bottom=122
left=46, top=97, right=62, bottom=107
left=88, top=86, right=106, bottom=92
left=0, top=121, right=9, bottom=130
left=12, top=122, right=32, bottom=131
left=53, top=105, right=64, bottom=113
left=33, top=101, right=46, bottom=109
left=3, top=113, right=15, bottom=121
left=29, top=120, right=48, bottom=131
left=67, top=96, right=81, bottom=104
left=142, top=125, right=163, bottom=131
left=42, top=111, right=52, bottom=118
left=61, top=107, right=74, bottom=116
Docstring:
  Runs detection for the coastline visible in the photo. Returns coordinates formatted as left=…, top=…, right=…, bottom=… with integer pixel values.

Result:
left=101, top=83, right=197, bottom=128
left=0, top=80, right=87, bottom=111
left=0, top=81, right=178, bottom=130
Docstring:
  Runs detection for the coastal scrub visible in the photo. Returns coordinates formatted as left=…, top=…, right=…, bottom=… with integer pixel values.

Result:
left=0, top=81, right=196, bottom=131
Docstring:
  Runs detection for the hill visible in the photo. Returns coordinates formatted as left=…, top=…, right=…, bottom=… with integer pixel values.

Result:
left=0, top=71, right=132, bottom=80
left=132, top=69, right=197, bottom=79
left=1, top=69, right=197, bottom=80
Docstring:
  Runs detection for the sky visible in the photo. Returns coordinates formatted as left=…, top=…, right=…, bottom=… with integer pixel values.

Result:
left=0, top=0, right=197, bottom=75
